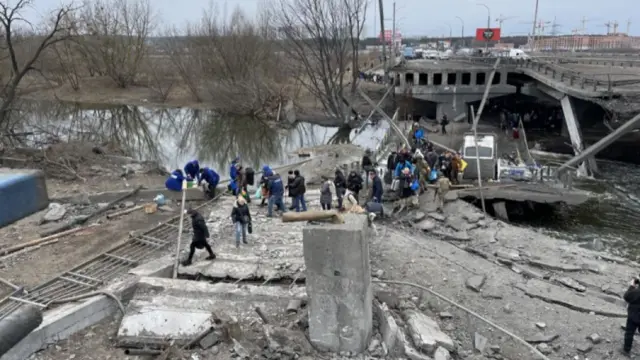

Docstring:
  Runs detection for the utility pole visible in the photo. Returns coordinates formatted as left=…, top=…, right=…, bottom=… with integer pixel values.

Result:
left=581, top=16, right=588, bottom=34
left=378, top=0, right=387, bottom=81
left=392, top=1, right=396, bottom=56
left=455, top=16, right=464, bottom=47
left=373, top=0, right=377, bottom=37
left=531, top=0, right=539, bottom=50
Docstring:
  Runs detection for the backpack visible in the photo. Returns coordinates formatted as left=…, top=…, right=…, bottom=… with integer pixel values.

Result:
left=245, top=167, right=255, bottom=186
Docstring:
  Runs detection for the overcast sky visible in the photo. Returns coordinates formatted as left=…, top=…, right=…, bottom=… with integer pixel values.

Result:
left=22, top=0, right=639, bottom=37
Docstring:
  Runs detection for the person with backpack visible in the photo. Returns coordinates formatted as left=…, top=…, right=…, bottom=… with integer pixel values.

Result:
left=320, top=175, right=336, bottom=210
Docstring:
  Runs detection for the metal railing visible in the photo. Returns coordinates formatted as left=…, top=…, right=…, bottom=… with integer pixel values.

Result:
left=0, top=198, right=218, bottom=320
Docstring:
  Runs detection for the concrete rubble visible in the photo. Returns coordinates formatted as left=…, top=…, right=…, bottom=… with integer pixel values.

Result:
left=17, top=180, right=640, bottom=360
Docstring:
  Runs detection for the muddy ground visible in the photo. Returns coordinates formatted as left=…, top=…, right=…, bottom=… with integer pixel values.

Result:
left=0, top=143, right=187, bottom=298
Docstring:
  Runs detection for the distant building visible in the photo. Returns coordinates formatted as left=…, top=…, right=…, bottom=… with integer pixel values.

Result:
left=532, top=34, right=640, bottom=51
left=494, top=43, right=515, bottom=50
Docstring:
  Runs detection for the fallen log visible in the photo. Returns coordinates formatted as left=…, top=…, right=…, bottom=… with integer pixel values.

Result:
left=281, top=210, right=344, bottom=224
left=0, top=225, right=97, bottom=256
left=40, top=185, right=143, bottom=237
left=106, top=205, right=143, bottom=219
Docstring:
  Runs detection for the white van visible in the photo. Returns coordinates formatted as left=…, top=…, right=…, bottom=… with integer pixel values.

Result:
left=507, top=49, right=530, bottom=60
left=461, top=133, right=497, bottom=180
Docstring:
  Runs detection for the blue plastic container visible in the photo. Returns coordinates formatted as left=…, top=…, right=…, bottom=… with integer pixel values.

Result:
left=0, top=169, right=49, bottom=228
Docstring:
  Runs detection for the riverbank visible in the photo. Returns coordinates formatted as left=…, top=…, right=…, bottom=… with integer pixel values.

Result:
left=19, top=76, right=391, bottom=128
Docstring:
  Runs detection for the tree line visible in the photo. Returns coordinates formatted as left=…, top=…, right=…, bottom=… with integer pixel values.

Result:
left=0, top=0, right=369, bottom=136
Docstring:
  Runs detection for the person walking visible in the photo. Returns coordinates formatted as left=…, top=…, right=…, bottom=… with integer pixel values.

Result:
left=182, top=208, right=216, bottom=266
left=622, top=277, right=640, bottom=356
left=231, top=195, right=252, bottom=249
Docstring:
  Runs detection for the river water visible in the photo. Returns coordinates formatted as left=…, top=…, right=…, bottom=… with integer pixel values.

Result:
left=11, top=101, right=640, bottom=258
left=15, top=101, right=384, bottom=172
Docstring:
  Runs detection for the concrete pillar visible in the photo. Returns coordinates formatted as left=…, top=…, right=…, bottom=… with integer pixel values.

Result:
left=559, top=95, right=596, bottom=176
left=302, top=214, right=373, bottom=353
left=427, top=72, right=433, bottom=85
left=492, top=201, right=509, bottom=221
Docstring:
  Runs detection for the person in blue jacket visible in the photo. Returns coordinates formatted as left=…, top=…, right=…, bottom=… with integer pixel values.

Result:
left=394, top=159, right=414, bottom=178
left=165, top=169, right=185, bottom=191
left=199, top=167, right=220, bottom=199
left=266, top=172, right=286, bottom=217
left=230, top=157, right=240, bottom=181
left=184, top=160, right=200, bottom=182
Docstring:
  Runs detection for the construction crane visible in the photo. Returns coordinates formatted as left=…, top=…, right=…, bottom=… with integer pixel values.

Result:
left=612, top=20, right=619, bottom=34
left=604, top=21, right=614, bottom=35
left=627, top=18, right=632, bottom=35
left=549, top=17, right=562, bottom=36
left=495, top=14, right=517, bottom=29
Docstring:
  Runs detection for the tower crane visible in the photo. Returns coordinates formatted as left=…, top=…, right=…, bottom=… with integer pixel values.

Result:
left=495, top=15, right=517, bottom=29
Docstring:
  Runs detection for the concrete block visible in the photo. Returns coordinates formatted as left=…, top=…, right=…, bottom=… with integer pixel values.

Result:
left=129, top=255, right=174, bottom=278
left=302, top=214, right=373, bottom=353
left=117, top=277, right=306, bottom=348
left=373, top=300, right=399, bottom=352
left=0, top=168, right=49, bottom=228
left=1, top=276, right=139, bottom=360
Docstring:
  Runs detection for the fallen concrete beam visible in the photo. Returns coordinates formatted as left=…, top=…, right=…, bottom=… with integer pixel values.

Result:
left=1, top=276, right=139, bottom=360
left=515, top=279, right=626, bottom=318
left=178, top=254, right=305, bottom=281
left=116, top=277, right=306, bottom=348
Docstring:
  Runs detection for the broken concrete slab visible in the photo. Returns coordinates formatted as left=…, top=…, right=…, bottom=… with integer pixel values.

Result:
left=465, top=275, right=487, bottom=293
left=474, top=332, right=488, bottom=353
left=495, top=250, right=521, bottom=262
left=433, top=230, right=471, bottom=242
left=414, top=219, right=437, bottom=231
left=526, top=333, right=560, bottom=344
left=373, top=300, right=399, bottom=353
left=263, top=325, right=314, bottom=355
left=428, top=213, right=446, bottom=222
left=116, top=277, right=306, bottom=348
left=403, top=310, right=455, bottom=354
left=515, top=279, right=626, bottom=318
left=555, top=277, right=586, bottom=292
left=576, top=342, right=593, bottom=353
left=527, top=258, right=583, bottom=272
left=434, top=346, right=452, bottom=360
left=463, top=213, right=484, bottom=224
left=178, top=254, right=305, bottom=281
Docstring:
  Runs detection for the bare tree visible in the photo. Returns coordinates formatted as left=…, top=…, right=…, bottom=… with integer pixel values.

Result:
left=270, top=0, right=367, bottom=125
left=78, top=0, right=154, bottom=88
left=165, top=5, right=286, bottom=117
left=0, top=0, right=75, bottom=131
left=344, top=0, right=368, bottom=94
left=144, top=55, right=175, bottom=102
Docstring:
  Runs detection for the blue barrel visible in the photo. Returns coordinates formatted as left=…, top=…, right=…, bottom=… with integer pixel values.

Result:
left=0, top=170, right=49, bottom=228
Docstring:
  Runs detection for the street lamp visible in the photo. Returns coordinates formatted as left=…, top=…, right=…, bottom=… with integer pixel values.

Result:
left=455, top=16, right=465, bottom=47
left=477, top=3, right=491, bottom=52
left=477, top=3, right=491, bottom=28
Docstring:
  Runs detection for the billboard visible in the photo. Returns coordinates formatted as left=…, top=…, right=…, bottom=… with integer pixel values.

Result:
left=379, top=30, right=402, bottom=43
left=475, top=28, right=501, bottom=41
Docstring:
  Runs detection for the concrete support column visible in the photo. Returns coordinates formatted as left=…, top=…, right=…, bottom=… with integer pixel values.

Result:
left=427, top=72, right=433, bottom=85
left=559, top=95, right=597, bottom=176
left=302, top=214, right=373, bottom=353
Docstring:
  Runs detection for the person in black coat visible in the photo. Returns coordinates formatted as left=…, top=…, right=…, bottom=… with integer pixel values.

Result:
left=333, top=168, right=347, bottom=209
left=386, top=151, right=398, bottom=184
left=369, top=170, right=383, bottom=203
left=182, top=208, right=215, bottom=266
left=231, top=196, right=252, bottom=248
left=347, top=170, right=363, bottom=203
left=286, top=170, right=295, bottom=210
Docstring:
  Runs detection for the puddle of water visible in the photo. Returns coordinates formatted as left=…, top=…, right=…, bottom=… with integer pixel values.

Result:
left=14, top=101, right=385, bottom=172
